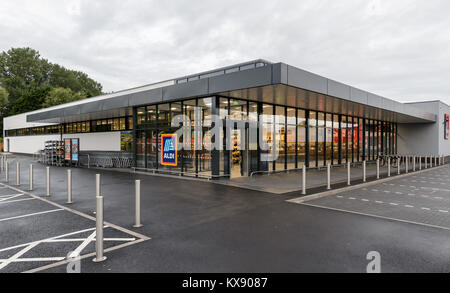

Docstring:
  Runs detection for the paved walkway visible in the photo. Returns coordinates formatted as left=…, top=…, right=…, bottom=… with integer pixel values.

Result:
left=217, top=161, right=424, bottom=194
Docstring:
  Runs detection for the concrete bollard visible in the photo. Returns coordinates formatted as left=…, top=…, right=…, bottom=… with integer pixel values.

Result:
left=93, top=194, right=106, bottom=263
left=133, top=180, right=143, bottom=228
left=397, top=157, right=401, bottom=175
left=327, top=164, right=331, bottom=190
left=376, top=159, right=380, bottom=179
left=67, top=170, right=72, bottom=204
left=5, top=161, right=9, bottom=183
left=425, top=156, right=428, bottom=169
left=302, top=165, right=306, bottom=195
left=16, top=162, right=20, bottom=186
left=96, top=174, right=101, bottom=197
left=347, top=162, right=351, bottom=186
left=405, top=156, right=409, bottom=174
left=29, top=164, right=33, bottom=191
left=413, top=156, right=416, bottom=172
left=419, top=156, right=422, bottom=170
left=363, top=161, right=366, bottom=182
left=46, top=167, right=50, bottom=197
left=388, top=157, right=391, bottom=177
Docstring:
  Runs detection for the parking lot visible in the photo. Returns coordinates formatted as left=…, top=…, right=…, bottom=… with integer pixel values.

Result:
left=0, top=154, right=450, bottom=273
left=0, top=182, right=149, bottom=273
left=289, top=165, right=450, bottom=230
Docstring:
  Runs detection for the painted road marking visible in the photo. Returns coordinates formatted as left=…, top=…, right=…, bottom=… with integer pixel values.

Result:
left=0, top=194, right=24, bottom=202
left=0, top=182, right=151, bottom=273
left=298, top=203, right=450, bottom=232
left=0, top=209, right=63, bottom=223
left=0, top=198, right=35, bottom=205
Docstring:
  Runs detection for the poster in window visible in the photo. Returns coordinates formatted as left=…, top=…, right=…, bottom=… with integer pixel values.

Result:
left=71, top=139, right=79, bottom=161
left=161, top=134, right=177, bottom=166
left=64, top=139, right=72, bottom=160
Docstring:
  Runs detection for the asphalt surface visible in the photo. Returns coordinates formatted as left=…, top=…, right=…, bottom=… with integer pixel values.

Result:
left=0, top=155, right=449, bottom=273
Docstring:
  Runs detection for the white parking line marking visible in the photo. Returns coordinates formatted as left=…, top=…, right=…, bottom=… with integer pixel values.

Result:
left=0, top=198, right=35, bottom=205
left=0, top=194, right=24, bottom=202
left=0, top=209, right=63, bottom=223
left=421, top=208, right=431, bottom=211
left=439, top=210, right=449, bottom=213
left=0, top=242, right=39, bottom=270
left=298, top=203, right=450, bottom=232
left=0, top=257, right=66, bottom=263
left=405, top=205, right=414, bottom=208
left=349, top=197, right=356, bottom=200
left=390, top=203, right=399, bottom=206
left=375, top=201, right=384, bottom=204
left=68, top=231, right=97, bottom=258
left=362, top=199, right=369, bottom=202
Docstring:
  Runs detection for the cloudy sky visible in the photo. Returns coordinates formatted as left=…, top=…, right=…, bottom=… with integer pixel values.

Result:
left=1, top=0, right=450, bottom=104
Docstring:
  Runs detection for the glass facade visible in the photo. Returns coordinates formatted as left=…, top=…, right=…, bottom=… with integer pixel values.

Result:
left=5, top=95, right=399, bottom=178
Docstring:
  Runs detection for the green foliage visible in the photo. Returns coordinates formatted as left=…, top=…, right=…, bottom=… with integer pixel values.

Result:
left=0, top=87, right=9, bottom=115
left=42, top=87, right=86, bottom=108
left=0, top=47, right=104, bottom=135
left=8, top=86, right=51, bottom=116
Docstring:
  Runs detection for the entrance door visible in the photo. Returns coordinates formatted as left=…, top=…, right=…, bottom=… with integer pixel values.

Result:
left=230, top=124, right=249, bottom=178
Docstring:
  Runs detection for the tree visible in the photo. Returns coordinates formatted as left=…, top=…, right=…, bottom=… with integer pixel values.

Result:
left=8, top=86, right=51, bottom=116
left=0, top=87, right=8, bottom=116
left=0, top=47, right=104, bottom=135
left=0, top=48, right=52, bottom=103
left=42, top=87, right=86, bottom=108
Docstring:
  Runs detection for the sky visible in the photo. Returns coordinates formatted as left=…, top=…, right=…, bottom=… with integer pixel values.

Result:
left=1, top=0, right=450, bottom=104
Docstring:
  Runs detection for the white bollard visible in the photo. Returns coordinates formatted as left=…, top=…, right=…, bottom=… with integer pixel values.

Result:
left=29, top=164, right=33, bottom=191
left=327, top=164, right=331, bottom=190
left=419, top=156, right=422, bottom=170
left=302, top=165, right=306, bottom=195
left=347, top=162, right=351, bottom=186
left=363, top=161, right=366, bottom=182
left=5, top=161, right=9, bottom=183
left=376, top=159, right=380, bottom=179
left=405, top=156, right=409, bottom=174
left=67, top=170, right=72, bottom=204
left=133, top=180, right=143, bottom=228
left=413, top=156, right=416, bottom=172
left=46, top=167, right=50, bottom=196
left=16, top=162, right=20, bottom=186
left=96, top=174, right=101, bottom=197
left=93, top=194, right=106, bottom=263
left=397, top=157, right=401, bottom=175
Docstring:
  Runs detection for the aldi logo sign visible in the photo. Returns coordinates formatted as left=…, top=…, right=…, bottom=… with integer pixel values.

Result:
left=161, top=134, right=178, bottom=166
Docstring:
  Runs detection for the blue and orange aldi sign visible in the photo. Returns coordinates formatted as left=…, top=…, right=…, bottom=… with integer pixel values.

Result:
left=161, top=134, right=178, bottom=166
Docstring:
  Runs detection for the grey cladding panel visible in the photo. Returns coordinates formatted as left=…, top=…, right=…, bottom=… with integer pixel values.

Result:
left=80, top=101, right=103, bottom=114
left=208, top=66, right=273, bottom=93
left=27, top=109, right=64, bottom=122
left=129, top=88, right=163, bottom=107
left=102, top=96, right=130, bottom=111
left=350, top=87, right=368, bottom=104
left=287, top=66, right=327, bottom=95
left=163, top=79, right=208, bottom=101
left=368, top=93, right=382, bottom=108
left=64, top=106, right=81, bottom=116
left=327, top=80, right=350, bottom=100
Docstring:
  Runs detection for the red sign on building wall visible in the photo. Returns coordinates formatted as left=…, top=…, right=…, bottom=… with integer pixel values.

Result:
left=445, top=114, right=449, bottom=140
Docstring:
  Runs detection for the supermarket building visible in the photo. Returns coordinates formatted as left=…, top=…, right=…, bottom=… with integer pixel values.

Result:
left=3, top=60, right=450, bottom=179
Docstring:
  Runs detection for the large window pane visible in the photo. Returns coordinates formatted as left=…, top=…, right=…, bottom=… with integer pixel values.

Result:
left=297, top=110, right=306, bottom=168
left=309, top=111, right=317, bottom=168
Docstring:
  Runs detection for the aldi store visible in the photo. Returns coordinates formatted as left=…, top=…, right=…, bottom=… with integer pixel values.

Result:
left=3, top=60, right=448, bottom=179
